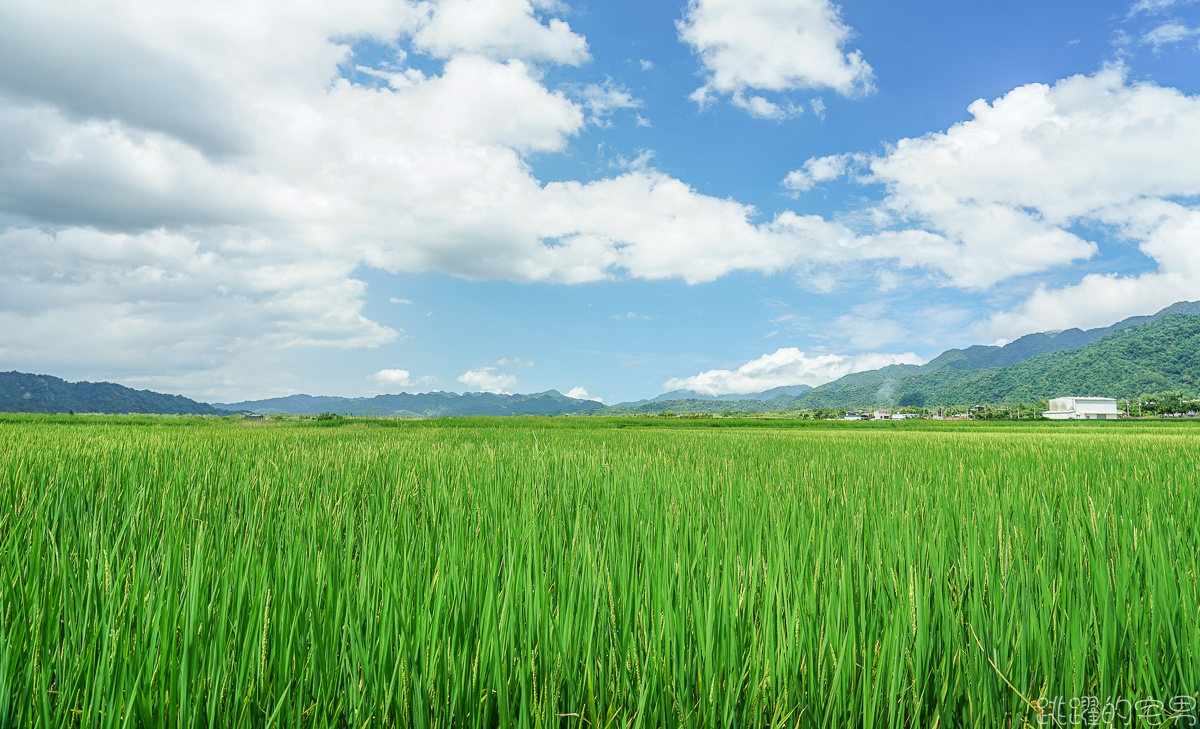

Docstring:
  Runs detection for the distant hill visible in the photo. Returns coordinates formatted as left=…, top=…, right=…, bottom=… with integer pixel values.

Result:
left=604, top=384, right=814, bottom=415
left=646, top=384, right=813, bottom=403
left=604, top=301, right=1200, bottom=414
left=601, top=398, right=789, bottom=416
left=795, top=314, right=1200, bottom=409
left=920, top=300, right=1200, bottom=374
left=212, top=390, right=606, bottom=417
left=0, top=372, right=232, bottom=415
left=6, top=301, right=1196, bottom=417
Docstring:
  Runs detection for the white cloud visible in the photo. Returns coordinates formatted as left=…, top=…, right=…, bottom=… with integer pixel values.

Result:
left=1141, top=22, right=1199, bottom=48
left=639, top=59, right=654, bottom=71
left=413, top=0, right=589, bottom=65
left=6, top=0, right=1200, bottom=401
left=496, top=357, right=534, bottom=368
left=677, top=0, right=874, bottom=115
left=381, top=55, right=585, bottom=153
left=1128, top=0, right=1197, bottom=15
left=858, top=67, right=1200, bottom=290
left=809, top=97, right=826, bottom=120
left=0, top=0, right=882, bottom=337
left=0, top=2, right=247, bottom=157
left=566, top=386, right=602, bottom=401
left=979, top=201, right=1200, bottom=340
left=0, top=227, right=397, bottom=400
left=389, top=297, right=413, bottom=304
left=664, top=347, right=924, bottom=396
left=573, top=79, right=640, bottom=125
left=781, top=153, right=859, bottom=194
left=458, top=367, right=518, bottom=394
left=2, top=0, right=828, bottom=394
left=370, top=368, right=414, bottom=386
left=529, top=170, right=811, bottom=284
left=368, top=368, right=436, bottom=390
left=727, top=91, right=803, bottom=120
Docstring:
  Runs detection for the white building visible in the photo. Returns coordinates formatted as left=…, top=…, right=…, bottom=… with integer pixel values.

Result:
left=1042, top=397, right=1123, bottom=420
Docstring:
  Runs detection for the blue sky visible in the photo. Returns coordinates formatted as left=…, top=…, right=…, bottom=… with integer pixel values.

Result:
left=1, top=0, right=1199, bottom=403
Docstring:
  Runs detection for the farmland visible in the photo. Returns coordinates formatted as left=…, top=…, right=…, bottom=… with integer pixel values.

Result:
left=1, top=416, right=1197, bottom=727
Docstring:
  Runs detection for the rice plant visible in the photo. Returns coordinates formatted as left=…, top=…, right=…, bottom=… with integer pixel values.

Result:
left=0, top=418, right=1196, bottom=727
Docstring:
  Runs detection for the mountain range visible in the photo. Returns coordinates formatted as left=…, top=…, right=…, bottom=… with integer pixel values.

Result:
left=794, top=313, right=1200, bottom=409
left=646, top=384, right=813, bottom=403
left=211, top=390, right=606, bottom=417
left=0, top=372, right=230, bottom=415
left=2, top=301, right=1197, bottom=416
left=600, top=301, right=1199, bottom=413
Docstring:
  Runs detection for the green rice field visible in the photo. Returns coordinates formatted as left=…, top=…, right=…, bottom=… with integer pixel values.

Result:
left=1, top=416, right=1197, bottom=727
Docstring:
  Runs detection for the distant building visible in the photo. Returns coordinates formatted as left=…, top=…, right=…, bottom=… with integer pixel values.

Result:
left=1042, top=397, right=1122, bottom=420
left=872, top=410, right=891, bottom=420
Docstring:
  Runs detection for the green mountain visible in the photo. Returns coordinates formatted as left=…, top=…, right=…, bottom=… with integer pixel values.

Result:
left=795, top=314, right=1200, bottom=409
left=212, top=390, right=606, bottom=417
left=919, top=300, right=1200, bottom=374
left=6, top=302, right=1196, bottom=417
left=615, top=302, right=1199, bottom=414
left=600, top=397, right=790, bottom=416
left=606, top=384, right=813, bottom=413
left=644, top=384, right=813, bottom=403
left=0, top=372, right=232, bottom=415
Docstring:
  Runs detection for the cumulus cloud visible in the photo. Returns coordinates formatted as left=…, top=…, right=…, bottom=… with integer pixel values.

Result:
left=0, top=227, right=397, bottom=400
left=781, top=153, right=859, bottom=194
left=845, top=67, right=1200, bottom=293
left=0, top=0, right=829, bottom=395
left=413, top=0, right=589, bottom=65
left=528, top=170, right=812, bottom=284
left=677, top=0, right=874, bottom=116
left=371, top=369, right=415, bottom=387
left=978, top=201, right=1200, bottom=340
left=0, top=2, right=246, bottom=157
left=368, top=368, right=436, bottom=389
left=663, top=348, right=924, bottom=396
left=5, top=0, right=1200, bottom=401
left=771, top=67, right=1200, bottom=298
left=458, top=367, right=518, bottom=394
left=566, top=386, right=602, bottom=401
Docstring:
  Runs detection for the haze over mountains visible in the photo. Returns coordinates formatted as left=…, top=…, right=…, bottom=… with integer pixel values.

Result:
left=3, top=301, right=1197, bottom=416
left=210, top=391, right=606, bottom=418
